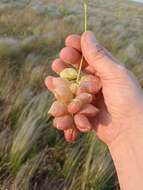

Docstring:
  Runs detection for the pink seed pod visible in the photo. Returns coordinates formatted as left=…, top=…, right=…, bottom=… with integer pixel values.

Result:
left=44, top=76, right=54, bottom=91
left=53, top=77, right=70, bottom=88
left=53, top=115, right=74, bottom=130
left=68, top=98, right=83, bottom=114
left=78, top=75, right=101, bottom=94
left=74, top=114, right=92, bottom=132
left=54, top=86, right=73, bottom=103
left=79, top=104, right=99, bottom=117
left=48, top=101, right=68, bottom=117
left=64, top=128, right=78, bottom=143
left=70, top=82, right=79, bottom=95
left=76, top=93, right=93, bottom=104
left=80, top=74, right=100, bottom=83
left=79, top=80, right=101, bottom=94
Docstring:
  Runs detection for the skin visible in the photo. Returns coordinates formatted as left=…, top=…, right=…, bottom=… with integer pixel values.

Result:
left=45, top=31, right=143, bottom=190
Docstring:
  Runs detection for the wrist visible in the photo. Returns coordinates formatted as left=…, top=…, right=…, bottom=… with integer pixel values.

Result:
left=108, top=124, right=143, bottom=190
left=109, top=101, right=143, bottom=150
left=109, top=123, right=143, bottom=153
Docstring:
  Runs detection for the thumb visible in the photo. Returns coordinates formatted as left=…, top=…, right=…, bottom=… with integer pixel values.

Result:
left=81, top=31, right=122, bottom=79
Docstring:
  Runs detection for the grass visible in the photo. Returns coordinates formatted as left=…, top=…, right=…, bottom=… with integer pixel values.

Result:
left=0, top=0, right=142, bottom=189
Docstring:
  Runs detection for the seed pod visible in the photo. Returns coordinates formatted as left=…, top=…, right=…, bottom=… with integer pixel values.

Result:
left=74, top=114, right=92, bottom=132
left=53, top=77, right=70, bottom=88
left=76, top=93, right=93, bottom=104
left=79, top=104, right=99, bottom=117
left=44, top=76, right=54, bottom=91
left=64, top=128, right=78, bottom=143
left=54, top=86, right=73, bottom=103
left=79, top=75, right=101, bottom=94
left=79, top=80, right=100, bottom=94
left=80, top=74, right=99, bottom=83
left=53, top=115, right=74, bottom=130
left=68, top=98, right=83, bottom=114
left=60, top=68, right=78, bottom=81
left=70, top=82, right=79, bottom=95
left=48, top=101, right=68, bottom=117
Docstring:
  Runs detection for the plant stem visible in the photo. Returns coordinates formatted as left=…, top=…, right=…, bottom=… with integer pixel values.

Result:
left=84, top=1, right=87, bottom=32
left=76, top=1, right=87, bottom=84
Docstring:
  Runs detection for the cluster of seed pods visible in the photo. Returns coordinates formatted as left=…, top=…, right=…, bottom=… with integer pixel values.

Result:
left=45, top=67, right=101, bottom=143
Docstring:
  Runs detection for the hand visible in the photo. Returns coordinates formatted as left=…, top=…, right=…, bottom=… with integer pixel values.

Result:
left=45, top=31, right=143, bottom=145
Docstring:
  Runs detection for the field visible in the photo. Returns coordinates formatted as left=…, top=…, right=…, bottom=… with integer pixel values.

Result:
left=0, top=0, right=143, bottom=189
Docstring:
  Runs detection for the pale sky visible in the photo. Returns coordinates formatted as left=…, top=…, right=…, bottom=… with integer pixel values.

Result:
left=132, top=0, right=143, bottom=2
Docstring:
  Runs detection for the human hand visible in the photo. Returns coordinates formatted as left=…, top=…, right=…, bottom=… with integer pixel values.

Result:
left=45, top=31, right=143, bottom=145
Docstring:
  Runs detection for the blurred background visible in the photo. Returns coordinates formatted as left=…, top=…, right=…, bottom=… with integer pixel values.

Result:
left=0, top=0, right=142, bottom=189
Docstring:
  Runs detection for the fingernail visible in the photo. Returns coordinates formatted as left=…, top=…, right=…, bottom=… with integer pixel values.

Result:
left=86, top=32, right=96, bottom=44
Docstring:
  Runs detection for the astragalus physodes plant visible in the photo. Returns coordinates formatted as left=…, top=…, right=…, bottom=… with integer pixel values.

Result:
left=45, top=1, right=102, bottom=142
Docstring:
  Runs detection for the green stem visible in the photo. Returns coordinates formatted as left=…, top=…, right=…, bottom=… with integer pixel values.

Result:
left=76, top=1, right=87, bottom=84
left=84, top=1, right=87, bottom=32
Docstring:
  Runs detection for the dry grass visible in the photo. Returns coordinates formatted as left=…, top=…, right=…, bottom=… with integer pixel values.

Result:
left=0, top=0, right=142, bottom=189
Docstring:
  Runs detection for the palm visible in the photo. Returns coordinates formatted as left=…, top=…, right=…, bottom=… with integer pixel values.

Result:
left=91, top=70, right=143, bottom=144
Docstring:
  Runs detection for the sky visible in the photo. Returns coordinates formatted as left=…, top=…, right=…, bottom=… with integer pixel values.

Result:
left=132, top=0, right=143, bottom=2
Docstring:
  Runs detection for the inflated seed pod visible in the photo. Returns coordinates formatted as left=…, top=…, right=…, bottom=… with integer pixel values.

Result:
left=80, top=74, right=97, bottom=83
left=79, top=81, right=99, bottom=94
left=68, top=98, right=83, bottom=114
left=76, top=93, right=93, bottom=104
left=45, top=76, right=70, bottom=92
left=68, top=93, right=93, bottom=114
left=79, top=74, right=102, bottom=94
left=48, top=101, right=68, bottom=117
left=53, top=115, right=74, bottom=130
left=79, top=104, right=99, bottom=117
left=60, top=68, right=78, bottom=81
left=64, top=128, right=78, bottom=143
left=70, top=82, right=79, bottom=95
left=74, top=114, right=92, bottom=132
left=53, top=77, right=70, bottom=88
left=45, top=76, right=54, bottom=91
left=54, top=86, right=73, bottom=103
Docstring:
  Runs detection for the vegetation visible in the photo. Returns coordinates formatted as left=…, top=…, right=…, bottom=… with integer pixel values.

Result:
left=0, top=0, right=142, bottom=189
